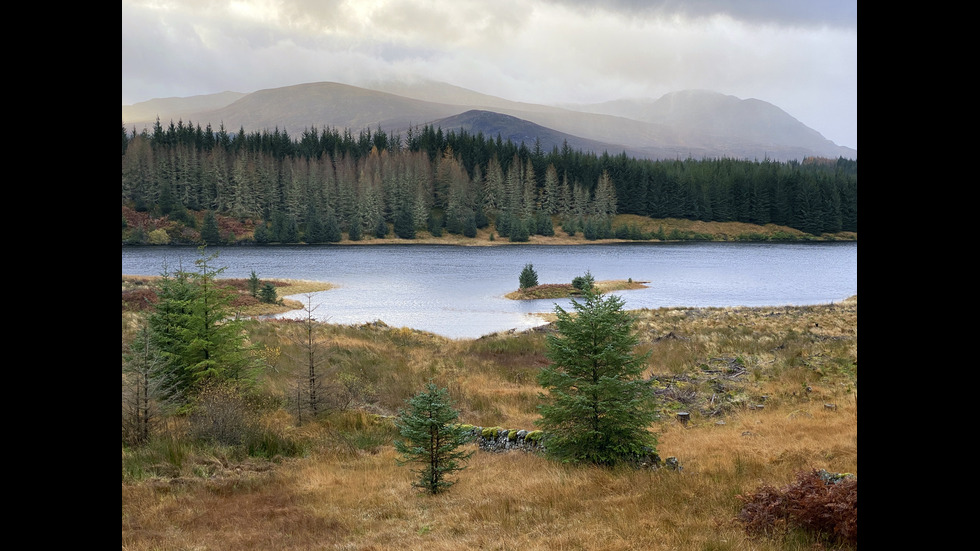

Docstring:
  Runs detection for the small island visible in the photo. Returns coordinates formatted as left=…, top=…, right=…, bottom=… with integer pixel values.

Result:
left=505, top=279, right=649, bottom=300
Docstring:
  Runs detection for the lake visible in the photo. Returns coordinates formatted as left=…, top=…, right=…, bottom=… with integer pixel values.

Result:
left=121, top=242, right=857, bottom=339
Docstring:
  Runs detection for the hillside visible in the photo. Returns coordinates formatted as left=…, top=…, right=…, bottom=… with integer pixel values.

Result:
left=122, top=80, right=856, bottom=162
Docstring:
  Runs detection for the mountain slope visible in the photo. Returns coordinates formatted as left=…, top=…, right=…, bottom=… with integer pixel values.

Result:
left=121, top=91, right=247, bottom=126
left=122, top=81, right=855, bottom=161
left=428, top=110, right=644, bottom=157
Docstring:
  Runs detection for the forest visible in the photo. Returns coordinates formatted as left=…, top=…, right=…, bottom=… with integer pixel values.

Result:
left=121, top=118, right=857, bottom=245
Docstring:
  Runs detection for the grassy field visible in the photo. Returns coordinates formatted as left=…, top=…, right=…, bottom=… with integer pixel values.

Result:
left=122, top=286, right=857, bottom=550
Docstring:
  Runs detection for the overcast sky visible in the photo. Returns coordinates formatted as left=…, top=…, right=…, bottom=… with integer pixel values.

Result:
left=122, top=0, right=857, bottom=150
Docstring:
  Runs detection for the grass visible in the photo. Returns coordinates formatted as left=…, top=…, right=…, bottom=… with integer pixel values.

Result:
left=122, top=291, right=857, bottom=550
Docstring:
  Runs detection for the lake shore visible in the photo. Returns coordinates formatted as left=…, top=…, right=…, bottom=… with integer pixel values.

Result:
left=123, top=211, right=857, bottom=248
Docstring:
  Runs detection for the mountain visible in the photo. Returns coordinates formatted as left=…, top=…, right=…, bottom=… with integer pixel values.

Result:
left=427, top=110, right=648, bottom=158
left=121, top=91, right=247, bottom=126
left=122, top=81, right=855, bottom=162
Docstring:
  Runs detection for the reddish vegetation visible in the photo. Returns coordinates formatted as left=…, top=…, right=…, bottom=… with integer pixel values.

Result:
left=121, top=288, right=159, bottom=312
left=122, top=277, right=298, bottom=314
left=122, top=206, right=258, bottom=242
left=737, top=469, right=857, bottom=546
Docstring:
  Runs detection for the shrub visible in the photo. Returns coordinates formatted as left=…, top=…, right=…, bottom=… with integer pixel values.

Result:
left=148, top=228, right=170, bottom=245
left=737, top=469, right=857, bottom=547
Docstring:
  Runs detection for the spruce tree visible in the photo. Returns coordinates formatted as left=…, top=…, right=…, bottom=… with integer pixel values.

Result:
left=519, top=263, right=539, bottom=289
left=200, top=210, right=222, bottom=244
left=248, top=270, right=260, bottom=298
left=536, top=282, right=658, bottom=467
left=394, top=207, right=416, bottom=239
left=323, top=210, right=343, bottom=243
left=394, top=384, right=473, bottom=494
left=259, top=283, right=278, bottom=304
left=148, top=249, right=257, bottom=407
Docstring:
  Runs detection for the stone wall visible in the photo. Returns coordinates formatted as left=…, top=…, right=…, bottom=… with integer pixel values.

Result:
left=459, top=424, right=681, bottom=470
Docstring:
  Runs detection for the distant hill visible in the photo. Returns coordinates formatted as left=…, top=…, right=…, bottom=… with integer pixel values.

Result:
left=121, top=91, right=247, bottom=127
left=122, top=81, right=855, bottom=162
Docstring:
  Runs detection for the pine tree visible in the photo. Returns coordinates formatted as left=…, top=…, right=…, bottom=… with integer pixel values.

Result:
left=536, top=283, right=658, bottom=467
left=394, top=384, right=473, bottom=494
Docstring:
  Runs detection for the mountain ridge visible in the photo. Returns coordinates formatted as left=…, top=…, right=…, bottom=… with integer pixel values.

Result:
left=122, top=80, right=855, bottom=162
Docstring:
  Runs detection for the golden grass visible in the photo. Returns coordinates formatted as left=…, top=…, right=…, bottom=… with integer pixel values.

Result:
left=123, top=395, right=855, bottom=550
left=123, top=296, right=856, bottom=550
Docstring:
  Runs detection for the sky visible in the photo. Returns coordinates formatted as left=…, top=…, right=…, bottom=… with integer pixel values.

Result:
left=122, top=0, right=857, bottom=150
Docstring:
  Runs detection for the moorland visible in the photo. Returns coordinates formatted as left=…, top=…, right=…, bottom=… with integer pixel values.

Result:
left=122, top=265, right=857, bottom=550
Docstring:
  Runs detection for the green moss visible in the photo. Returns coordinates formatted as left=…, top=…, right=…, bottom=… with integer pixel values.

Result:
left=481, top=426, right=503, bottom=438
left=508, top=429, right=518, bottom=441
left=525, top=430, right=544, bottom=443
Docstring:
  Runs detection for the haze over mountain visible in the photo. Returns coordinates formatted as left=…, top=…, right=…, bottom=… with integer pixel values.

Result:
left=122, top=80, right=856, bottom=162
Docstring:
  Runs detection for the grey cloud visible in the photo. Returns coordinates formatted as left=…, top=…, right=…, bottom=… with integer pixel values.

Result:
left=540, top=0, right=857, bottom=28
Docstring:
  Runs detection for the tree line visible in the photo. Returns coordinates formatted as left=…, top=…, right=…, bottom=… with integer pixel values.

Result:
left=122, top=118, right=857, bottom=244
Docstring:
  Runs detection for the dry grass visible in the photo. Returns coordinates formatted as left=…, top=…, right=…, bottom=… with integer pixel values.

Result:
left=123, top=396, right=855, bottom=550
left=122, top=296, right=856, bottom=550
left=122, top=275, right=334, bottom=317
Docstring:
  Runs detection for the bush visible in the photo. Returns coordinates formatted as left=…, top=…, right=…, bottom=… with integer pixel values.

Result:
left=148, top=228, right=171, bottom=245
left=737, top=469, right=857, bottom=547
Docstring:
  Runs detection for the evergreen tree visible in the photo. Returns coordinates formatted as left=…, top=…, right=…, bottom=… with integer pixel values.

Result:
left=461, top=211, right=478, bottom=238
left=253, top=222, right=270, bottom=244
left=348, top=218, right=363, bottom=241
left=508, top=217, right=530, bottom=242
left=280, top=214, right=300, bottom=243
left=323, top=209, right=343, bottom=242
left=394, top=383, right=473, bottom=494
left=248, top=270, right=260, bottom=298
left=374, top=215, right=389, bottom=238
left=536, top=283, right=658, bottom=467
left=427, top=212, right=443, bottom=237
left=304, top=204, right=327, bottom=243
left=200, top=210, right=222, bottom=244
left=536, top=212, right=555, bottom=236
left=543, top=164, right=560, bottom=214
left=519, top=263, right=539, bottom=289
left=394, top=207, right=416, bottom=239
left=259, top=283, right=278, bottom=304
left=148, top=249, right=257, bottom=407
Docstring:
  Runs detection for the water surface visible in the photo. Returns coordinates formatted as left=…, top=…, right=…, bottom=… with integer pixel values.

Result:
left=122, top=242, right=857, bottom=339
